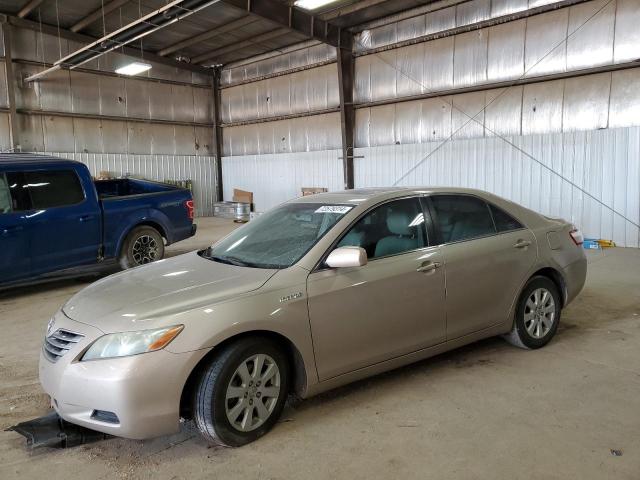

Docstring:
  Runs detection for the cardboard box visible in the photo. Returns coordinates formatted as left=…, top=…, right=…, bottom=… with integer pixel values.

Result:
left=233, top=188, right=253, bottom=204
left=301, top=187, right=328, bottom=196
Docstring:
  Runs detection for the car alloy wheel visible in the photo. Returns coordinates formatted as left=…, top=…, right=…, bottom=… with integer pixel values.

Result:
left=225, top=354, right=281, bottom=432
left=132, top=234, right=159, bottom=264
left=523, top=287, right=556, bottom=339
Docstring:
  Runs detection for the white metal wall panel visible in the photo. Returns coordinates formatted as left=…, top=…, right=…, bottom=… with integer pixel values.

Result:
left=98, top=76, right=127, bottom=117
left=453, top=29, right=488, bottom=88
left=353, top=126, right=640, bottom=247
left=566, top=0, right=615, bottom=70
left=523, top=8, right=568, bottom=77
left=521, top=79, right=565, bottom=135
left=355, top=0, right=628, bottom=106
left=0, top=113, right=10, bottom=151
left=491, top=0, right=528, bottom=16
left=73, top=118, right=103, bottom=153
left=221, top=42, right=336, bottom=86
left=70, top=72, right=101, bottom=115
left=614, top=0, right=640, bottom=63
left=562, top=73, right=611, bottom=131
left=148, top=81, right=175, bottom=122
left=609, top=69, right=640, bottom=128
left=221, top=150, right=343, bottom=212
left=456, top=0, right=491, bottom=25
left=487, top=20, right=525, bottom=81
left=485, top=86, right=523, bottom=137
left=0, top=60, right=8, bottom=109
left=45, top=152, right=217, bottom=217
left=357, top=68, right=640, bottom=147
left=422, top=36, right=455, bottom=93
left=221, top=63, right=339, bottom=123
left=452, top=91, right=486, bottom=139
left=222, top=112, right=340, bottom=156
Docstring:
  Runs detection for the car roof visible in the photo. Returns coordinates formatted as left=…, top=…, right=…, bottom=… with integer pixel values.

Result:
left=291, top=186, right=499, bottom=205
left=0, top=153, right=81, bottom=167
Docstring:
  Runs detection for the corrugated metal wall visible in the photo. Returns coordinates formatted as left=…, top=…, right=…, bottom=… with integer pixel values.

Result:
left=217, top=0, right=640, bottom=246
left=1, top=26, right=213, bottom=154
left=223, top=112, right=341, bottom=156
left=220, top=63, right=339, bottom=124
left=0, top=24, right=218, bottom=215
left=50, top=152, right=217, bottom=217
left=353, top=126, right=640, bottom=248
left=221, top=150, right=342, bottom=211
left=356, top=68, right=640, bottom=146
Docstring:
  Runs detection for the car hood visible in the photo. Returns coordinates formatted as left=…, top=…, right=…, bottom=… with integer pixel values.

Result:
left=62, top=251, right=278, bottom=333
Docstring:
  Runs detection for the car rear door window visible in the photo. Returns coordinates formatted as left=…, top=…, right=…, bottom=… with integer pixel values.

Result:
left=23, top=170, right=85, bottom=209
left=489, top=204, right=523, bottom=232
left=431, top=195, right=496, bottom=243
left=1, top=172, right=31, bottom=212
left=336, top=197, right=427, bottom=259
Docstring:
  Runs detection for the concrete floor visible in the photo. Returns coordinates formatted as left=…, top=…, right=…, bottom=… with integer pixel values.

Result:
left=1, top=217, right=638, bottom=479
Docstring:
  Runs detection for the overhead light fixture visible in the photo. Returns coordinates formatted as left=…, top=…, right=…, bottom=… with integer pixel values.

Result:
left=115, top=62, right=152, bottom=76
left=294, top=0, right=340, bottom=10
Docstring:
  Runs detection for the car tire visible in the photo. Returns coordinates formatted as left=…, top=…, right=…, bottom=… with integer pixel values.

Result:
left=504, top=276, right=562, bottom=349
left=194, top=337, right=289, bottom=447
left=118, top=226, right=165, bottom=269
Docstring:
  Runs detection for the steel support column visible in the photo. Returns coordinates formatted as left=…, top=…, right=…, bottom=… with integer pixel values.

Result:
left=2, top=21, right=20, bottom=151
left=337, top=34, right=355, bottom=190
left=212, top=67, right=224, bottom=202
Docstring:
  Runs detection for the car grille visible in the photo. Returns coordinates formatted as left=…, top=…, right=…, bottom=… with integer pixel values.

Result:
left=43, top=329, right=84, bottom=362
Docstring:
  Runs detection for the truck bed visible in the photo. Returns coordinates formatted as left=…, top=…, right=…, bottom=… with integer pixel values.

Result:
left=95, top=178, right=182, bottom=198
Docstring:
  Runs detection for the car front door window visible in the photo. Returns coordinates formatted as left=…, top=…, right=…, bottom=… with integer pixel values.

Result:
left=336, top=197, right=427, bottom=259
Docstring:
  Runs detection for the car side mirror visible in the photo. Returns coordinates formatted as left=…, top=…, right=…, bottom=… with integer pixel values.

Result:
left=326, top=246, right=368, bottom=268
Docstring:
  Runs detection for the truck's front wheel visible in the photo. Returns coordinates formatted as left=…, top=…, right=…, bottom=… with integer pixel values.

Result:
left=119, top=226, right=165, bottom=269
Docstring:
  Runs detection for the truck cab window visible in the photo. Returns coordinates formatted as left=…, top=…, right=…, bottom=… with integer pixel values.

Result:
left=23, top=170, right=85, bottom=209
left=0, top=174, right=11, bottom=213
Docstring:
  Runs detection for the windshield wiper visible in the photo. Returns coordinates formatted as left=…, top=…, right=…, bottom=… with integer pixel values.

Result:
left=209, top=255, right=250, bottom=267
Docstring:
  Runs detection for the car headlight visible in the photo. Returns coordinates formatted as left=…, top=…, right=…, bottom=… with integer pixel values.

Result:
left=81, top=325, right=184, bottom=361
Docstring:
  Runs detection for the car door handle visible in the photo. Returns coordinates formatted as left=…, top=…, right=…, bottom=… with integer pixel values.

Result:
left=513, top=240, right=532, bottom=249
left=417, top=261, right=441, bottom=273
left=78, top=215, right=94, bottom=223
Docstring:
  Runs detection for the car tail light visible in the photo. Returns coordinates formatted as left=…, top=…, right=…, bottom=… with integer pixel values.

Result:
left=185, top=200, right=194, bottom=220
left=569, top=226, right=584, bottom=245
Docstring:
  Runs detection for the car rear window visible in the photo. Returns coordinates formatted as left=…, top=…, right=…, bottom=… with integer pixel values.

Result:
left=23, top=170, right=85, bottom=209
left=489, top=204, right=523, bottom=232
left=431, top=195, right=496, bottom=243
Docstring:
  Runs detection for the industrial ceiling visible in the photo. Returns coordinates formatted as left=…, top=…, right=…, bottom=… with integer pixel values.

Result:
left=0, top=0, right=442, bottom=71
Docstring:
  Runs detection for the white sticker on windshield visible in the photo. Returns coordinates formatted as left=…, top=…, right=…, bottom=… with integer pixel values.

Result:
left=315, top=205, right=353, bottom=214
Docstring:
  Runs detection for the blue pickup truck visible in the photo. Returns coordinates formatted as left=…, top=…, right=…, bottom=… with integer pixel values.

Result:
left=0, top=153, right=197, bottom=287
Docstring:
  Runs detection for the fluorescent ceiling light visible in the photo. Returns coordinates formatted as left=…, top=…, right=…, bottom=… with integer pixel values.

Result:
left=294, top=0, right=340, bottom=10
left=115, top=61, right=152, bottom=76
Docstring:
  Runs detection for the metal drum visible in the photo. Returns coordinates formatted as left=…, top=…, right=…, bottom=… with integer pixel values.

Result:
left=213, top=201, right=250, bottom=223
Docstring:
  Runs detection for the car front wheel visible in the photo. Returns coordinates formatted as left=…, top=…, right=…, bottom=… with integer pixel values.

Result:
left=194, top=337, right=289, bottom=447
left=504, top=276, right=562, bottom=349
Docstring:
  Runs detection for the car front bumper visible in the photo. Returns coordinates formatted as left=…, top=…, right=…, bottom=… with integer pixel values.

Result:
left=39, top=312, right=208, bottom=439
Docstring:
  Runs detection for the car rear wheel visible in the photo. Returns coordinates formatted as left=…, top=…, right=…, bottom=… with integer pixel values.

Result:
left=119, top=226, right=165, bottom=269
left=194, top=337, right=289, bottom=447
left=504, top=276, right=561, bottom=349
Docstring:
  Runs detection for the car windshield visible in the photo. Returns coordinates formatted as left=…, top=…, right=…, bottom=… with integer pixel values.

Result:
left=199, top=203, right=353, bottom=269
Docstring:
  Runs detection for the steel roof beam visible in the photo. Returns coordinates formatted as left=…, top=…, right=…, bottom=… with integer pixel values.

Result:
left=7, top=14, right=211, bottom=75
left=17, top=0, right=45, bottom=19
left=192, top=27, right=290, bottom=65
left=221, top=0, right=341, bottom=48
left=70, top=0, right=131, bottom=33
left=156, top=15, right=256, bottom=57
